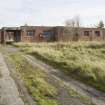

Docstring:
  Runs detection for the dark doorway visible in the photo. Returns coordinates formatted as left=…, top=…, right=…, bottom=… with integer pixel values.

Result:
left=14, top=31, right=21, bottom=42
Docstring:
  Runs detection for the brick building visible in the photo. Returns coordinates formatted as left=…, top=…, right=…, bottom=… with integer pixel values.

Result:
left=0, top=26, right=105, bottom=43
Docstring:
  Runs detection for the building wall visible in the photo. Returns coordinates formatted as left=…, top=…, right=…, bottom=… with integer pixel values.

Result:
left=79, top=28, right=105, bottom=41
left=0, top=30, right=4, bottom=43
left=57, top=27, right=105, bottom=42
left=1, top=26, right=105, bottom=43
left=0, top=30, right=1, bottom=43
left=21, top=26, right=56, bottom=42
left=21, top=26, right=36, bottom=42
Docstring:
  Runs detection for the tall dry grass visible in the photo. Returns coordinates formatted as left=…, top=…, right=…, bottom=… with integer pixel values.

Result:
left=13, top=42, right=105, bottom=92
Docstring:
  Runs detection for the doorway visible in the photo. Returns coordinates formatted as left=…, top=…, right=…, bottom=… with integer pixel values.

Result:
left=14, top=31, right=21, bottom=42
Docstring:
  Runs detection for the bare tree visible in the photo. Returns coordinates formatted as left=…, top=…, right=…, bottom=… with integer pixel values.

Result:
left=64, top=16, right=81, bottom=41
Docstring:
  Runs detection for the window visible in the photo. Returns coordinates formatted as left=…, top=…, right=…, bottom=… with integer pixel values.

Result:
left=27, top=31, right=35, bottom=36
left=95, top=31, right=100, bottom=37
left=43, top=31, right=54, bottom=41
left=84, top=31, right=90, bottom=36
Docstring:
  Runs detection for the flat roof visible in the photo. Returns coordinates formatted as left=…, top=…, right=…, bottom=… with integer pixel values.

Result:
left=2, top=27, right=21, bottom=30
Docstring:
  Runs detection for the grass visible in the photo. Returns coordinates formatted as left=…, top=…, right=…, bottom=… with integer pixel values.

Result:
left=13, top=42, right=105, bottom=92
left=8, top=53, right=59, bottom=105
left=7, top=52, right=95, bottom=105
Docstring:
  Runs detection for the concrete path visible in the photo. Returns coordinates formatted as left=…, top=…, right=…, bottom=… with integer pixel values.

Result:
left=24, top=55, right=105, bottom=105
left=0, top=53, right=24, bottom=105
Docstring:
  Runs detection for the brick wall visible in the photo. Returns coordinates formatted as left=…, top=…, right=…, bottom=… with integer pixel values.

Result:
left=57, top=27, right=105, bottom=42
left=21, top=26, right=56, bottom=42
left=0, top=30, right=1, bottom=43
left=1, top=26, right=105, bottom=43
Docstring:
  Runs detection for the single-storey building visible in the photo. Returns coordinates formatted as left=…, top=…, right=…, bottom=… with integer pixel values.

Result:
left=0, top=26, right=105, bottom=43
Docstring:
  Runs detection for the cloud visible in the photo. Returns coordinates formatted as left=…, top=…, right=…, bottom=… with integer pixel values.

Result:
left=0, top=0, right=104, bottom=27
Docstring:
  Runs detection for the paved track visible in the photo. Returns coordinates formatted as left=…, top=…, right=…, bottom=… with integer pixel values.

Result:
left=0, top=53, right=24, bottom=105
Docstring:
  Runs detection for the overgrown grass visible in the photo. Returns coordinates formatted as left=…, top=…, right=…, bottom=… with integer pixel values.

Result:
left=8, top=53, right=95, bottom=105
left=9, top=53, right=59, bottom=105
left=13, top=42, right=105, bottom=92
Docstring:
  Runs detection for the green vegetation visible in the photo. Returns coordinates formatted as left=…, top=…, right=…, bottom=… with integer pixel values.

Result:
left=8, top=53, right=59, bottom=105
left=13, top=42, right=105, bottom=92
left=8, top=53, right=95, bottom=105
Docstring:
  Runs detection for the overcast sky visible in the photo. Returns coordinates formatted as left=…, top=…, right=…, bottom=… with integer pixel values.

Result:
left=0, top=0, right=104, bottom=27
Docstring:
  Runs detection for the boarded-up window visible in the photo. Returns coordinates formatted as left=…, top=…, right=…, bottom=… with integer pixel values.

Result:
left=43, top=31, right=54, bottom=41
left=95, top=31, right=100, bottom=37
left=27, top=31, right=35, bottom=36
left=84, top=31, right=90, bottom=36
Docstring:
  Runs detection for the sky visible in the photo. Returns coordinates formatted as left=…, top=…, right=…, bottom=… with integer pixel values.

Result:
left=0, top=0, right=105, bottom=27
